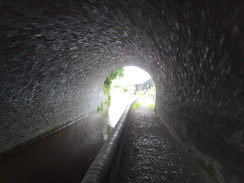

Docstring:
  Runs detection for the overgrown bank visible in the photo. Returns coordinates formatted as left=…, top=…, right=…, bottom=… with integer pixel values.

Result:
left=98, top=68, right=124, bottom=111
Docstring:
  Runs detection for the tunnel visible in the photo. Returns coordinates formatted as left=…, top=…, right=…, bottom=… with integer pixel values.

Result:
left=0, top=0, right=243, bottom=182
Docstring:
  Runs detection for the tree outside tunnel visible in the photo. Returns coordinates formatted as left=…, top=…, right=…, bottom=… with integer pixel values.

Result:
left=98, top=67, right=124, bottom=111
left=104, top=68, right=124, bottom=104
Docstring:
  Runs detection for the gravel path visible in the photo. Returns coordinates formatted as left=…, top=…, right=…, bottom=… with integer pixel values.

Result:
left=116, top=104, right=206, bottom=183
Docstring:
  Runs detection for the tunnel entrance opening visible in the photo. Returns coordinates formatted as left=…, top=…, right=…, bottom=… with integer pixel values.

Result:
left=102, top=66, right=156, bottom=128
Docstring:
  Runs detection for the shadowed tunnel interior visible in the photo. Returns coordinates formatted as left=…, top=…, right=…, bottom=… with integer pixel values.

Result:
left=0, top=0, right=243, bottom=182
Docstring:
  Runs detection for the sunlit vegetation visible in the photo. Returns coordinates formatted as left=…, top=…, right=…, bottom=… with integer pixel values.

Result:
left=106, top=124, right=113, bottom=135
left=113, top=85, right=121, bottom=88
left=133, top=102, right=142, bottom=109
left=150, top=104, right=155, bottom=110
left=98, top=100, right=110, bottom=112
left=121, top=88, right=128, bottom=92
left=99, top=68, right=124, bottom=111
left=104, top=68, right=124, bottom=101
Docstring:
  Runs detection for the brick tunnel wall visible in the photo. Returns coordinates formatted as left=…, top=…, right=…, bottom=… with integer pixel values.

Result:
left=0, top=0, right=243, bottom=182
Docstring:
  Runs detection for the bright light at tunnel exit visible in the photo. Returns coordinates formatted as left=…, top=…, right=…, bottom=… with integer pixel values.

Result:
left=118, top=66, right=151, bottom=85
left=112, top=66, right=155, bottom=100
left=108, top=66, right=155, bottom=127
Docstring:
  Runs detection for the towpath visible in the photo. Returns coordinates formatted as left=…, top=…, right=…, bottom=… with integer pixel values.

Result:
left=116, top=104, right=206, bottom=183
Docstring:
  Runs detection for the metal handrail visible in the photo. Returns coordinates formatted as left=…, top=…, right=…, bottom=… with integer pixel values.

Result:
left=81, top=100, right=135, bottom=183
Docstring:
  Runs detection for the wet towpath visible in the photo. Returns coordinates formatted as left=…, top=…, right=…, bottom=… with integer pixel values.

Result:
left=116, top=104, right=206, bottom=183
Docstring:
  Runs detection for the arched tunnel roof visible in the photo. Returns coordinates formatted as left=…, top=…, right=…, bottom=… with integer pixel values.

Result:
left=0, top=0, right=243, bottom=182
left=0, top=0, right=157, bottom=99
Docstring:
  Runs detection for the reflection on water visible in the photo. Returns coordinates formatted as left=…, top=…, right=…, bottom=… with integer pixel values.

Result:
left=102, top=88, right=154, bottom=139
left=101, top=89, right=131, bottom=140
left=102, top=88, right=136, bottom=140
left=107, top=88, right=135, bottom=127
left=0, top=112, right=108, bottom=183
left=102, top=124, right=113, bottom=141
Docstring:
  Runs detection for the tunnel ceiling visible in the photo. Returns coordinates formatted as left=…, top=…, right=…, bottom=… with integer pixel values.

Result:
left=0, top=0, right=243, bottom=183
left=0, top=1, right=243, bottom=101
left=1, top=0, right=163, bottom=99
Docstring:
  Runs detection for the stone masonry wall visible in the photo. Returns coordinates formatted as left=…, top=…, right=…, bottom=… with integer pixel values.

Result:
left=0, top=0, right=243, bottom=182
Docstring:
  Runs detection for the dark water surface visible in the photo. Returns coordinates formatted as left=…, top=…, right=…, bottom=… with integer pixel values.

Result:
left=0, top=91, right=138, bottom=183
left=0, top=112, right=110, bottom=183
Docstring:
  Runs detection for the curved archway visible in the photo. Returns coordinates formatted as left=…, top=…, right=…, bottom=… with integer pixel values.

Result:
left=0, top=1, right=243, bottom=182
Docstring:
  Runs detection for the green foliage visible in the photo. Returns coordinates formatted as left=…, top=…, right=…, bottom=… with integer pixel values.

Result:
left=133, top=102, right=142, bottom=109
left=101, top=68, right=124, bottom=109
left=104, top=68, right=124, bottom=91
left=150, top=104, right=155, bottom=110
left=98, top=99, right=111, bottom=113
left=151, top=84, right=156, bottom=92
left=121, top=88, right=128, bottom=92
left=113, top=85, right=121, bottom=88
left=98, top=101, right=105, bottom=111
left=106, top=125, right=113, bottom=135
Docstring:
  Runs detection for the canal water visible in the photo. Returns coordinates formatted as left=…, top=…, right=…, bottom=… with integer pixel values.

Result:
left=0, top=90, right=136, bottom=183
left=0, top=112, right=108, bottom=183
